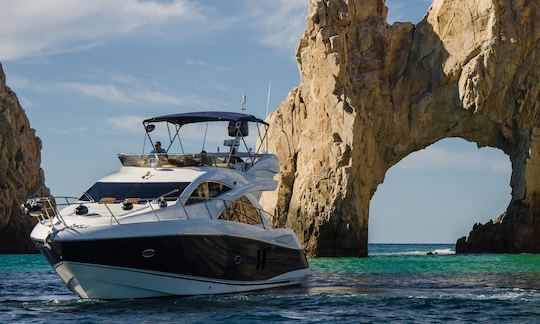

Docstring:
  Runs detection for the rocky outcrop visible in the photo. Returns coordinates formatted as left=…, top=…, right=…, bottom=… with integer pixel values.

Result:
left=0, top=63, right=49, bottom=253
left=261, top=0, right=540, bottom=256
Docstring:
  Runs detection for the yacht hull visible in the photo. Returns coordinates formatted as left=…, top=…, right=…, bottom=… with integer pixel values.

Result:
left=53, top=261, right=309, bottom=299
left=33, top=233, right=309, bottom=299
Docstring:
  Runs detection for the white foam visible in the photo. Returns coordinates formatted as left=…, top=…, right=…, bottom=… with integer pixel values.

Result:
left=431, top=248, right=455, bottom=255
left=371, top=248, right=455, bottom=256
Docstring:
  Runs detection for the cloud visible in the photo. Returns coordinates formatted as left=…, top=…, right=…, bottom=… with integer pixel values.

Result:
left=80, top=69, right=140, bottom=85
left=395, top=145, right=511, bottom=174
left=0, top=0, right=215, bottom=60
left=56, top=82, right=223, bottom=109
left=14, top=70, right=226, bottom=110
left=186, top=59, right=208, bottom=66
left=246, top=0, right=308, bottom=51
left=386, top=3, right=405, bottom=23
left=0, top=0, right=308, bottom=60
left=45, top=126, right=88, bottom=135
left=6, top=75, right=30, bottom=89
left=105, top=115, right=146, bottom=134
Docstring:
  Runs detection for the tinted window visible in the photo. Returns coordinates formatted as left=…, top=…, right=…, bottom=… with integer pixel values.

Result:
left=186, top=182, right=232, bottom=205
left=219, top=196, right=262, bottom=225
left=80, top=182, right=190, bottom=202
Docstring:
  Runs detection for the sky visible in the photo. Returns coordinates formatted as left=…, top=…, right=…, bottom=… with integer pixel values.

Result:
left=1, top=0, right=512, bottom=244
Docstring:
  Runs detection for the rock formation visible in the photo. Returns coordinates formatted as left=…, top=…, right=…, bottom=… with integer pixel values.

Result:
left=261, top=0, right=540, bottom=256
left=0, top=63, right=49, bottom=253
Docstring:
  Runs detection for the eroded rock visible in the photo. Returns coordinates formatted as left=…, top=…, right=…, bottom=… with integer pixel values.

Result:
left=261, top=0, right=540, bottom=256
left=0, top=63, right=49, bottom=253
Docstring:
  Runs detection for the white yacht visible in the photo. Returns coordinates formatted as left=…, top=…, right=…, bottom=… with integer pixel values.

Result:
left=24, top=111, right=310, bottom=299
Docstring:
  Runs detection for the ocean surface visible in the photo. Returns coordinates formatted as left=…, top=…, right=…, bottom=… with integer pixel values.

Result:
left=1, top=244, right=540, bottom=323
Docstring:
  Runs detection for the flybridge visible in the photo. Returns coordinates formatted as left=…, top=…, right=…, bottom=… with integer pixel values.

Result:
left=119, top=111, right=271, bottom=170
left=117, top=152, right=273, bottom=169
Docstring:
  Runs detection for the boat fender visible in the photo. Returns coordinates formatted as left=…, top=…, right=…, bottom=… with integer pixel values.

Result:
left=122, top=200, right=133, bottom=211
left=43, top=232, right=53, bottom=250
left=75, top=204, right=88, bottom=215
left=22, top=199, right=43, bottom=217
left=159, top=198, right=167, bottom=208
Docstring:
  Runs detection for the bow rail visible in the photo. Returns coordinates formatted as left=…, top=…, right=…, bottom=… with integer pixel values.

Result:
left=22, top=194, right=273, bottom=229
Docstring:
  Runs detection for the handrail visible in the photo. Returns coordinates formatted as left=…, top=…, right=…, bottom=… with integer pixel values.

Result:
left=23, top=195, right=273, bottom=229
left=116, top=152, right=271, bottom=169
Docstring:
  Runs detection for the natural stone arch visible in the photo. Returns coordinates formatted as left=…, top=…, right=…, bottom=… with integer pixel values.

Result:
left=260, top=0, right=540, bottom=256
left=369, top=137, right=512, bottom=244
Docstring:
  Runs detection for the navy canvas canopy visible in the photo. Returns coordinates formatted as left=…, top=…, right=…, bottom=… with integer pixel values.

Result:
left=143, top=111, right=268, bottom=126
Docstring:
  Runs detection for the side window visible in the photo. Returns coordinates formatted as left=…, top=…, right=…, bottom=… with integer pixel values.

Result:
left=186, top=181, right=231, bottom=205
left=219, top=196, right=262, bottom=225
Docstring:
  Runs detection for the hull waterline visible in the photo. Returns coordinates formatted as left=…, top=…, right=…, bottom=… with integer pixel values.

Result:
left=53, top=261, right=309, bottom=299
left=33, top=231, right=310, bottom=299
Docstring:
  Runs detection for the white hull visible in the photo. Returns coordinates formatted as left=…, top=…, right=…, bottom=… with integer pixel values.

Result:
left=55, top=261, right=310, bottom=299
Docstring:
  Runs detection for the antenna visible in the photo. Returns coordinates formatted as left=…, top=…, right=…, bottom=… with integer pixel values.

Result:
left=201, top=122, right=209, bottom=151
left=241, top=95, right=247, bottom=112
left=265, top=80, right=272, bottom=118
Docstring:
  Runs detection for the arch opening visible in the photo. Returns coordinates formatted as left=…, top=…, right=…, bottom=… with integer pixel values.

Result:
left=386, top=0, right=432, bottom=25
left=369, top=138, right=512, bottom=249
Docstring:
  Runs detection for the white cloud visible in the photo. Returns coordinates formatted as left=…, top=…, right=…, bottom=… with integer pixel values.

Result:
left=81, top=69, right=140, bottom=85
left=0, top=0, right=213, bottom=60
left=395, top=145, right=511, bottom=173
left=186, top=59, right=208, bottom=66
left=59, top=82, right=133, bottom=104
left=6, top=75, right=30, bottom=89
left=56, top=81, right=224, bottom=109
left=246, top=0, right=308, bottom=51
left=46, top=126, right=88, bottom=135
left=387, top=3, right=405, bottom=23
left=0, top=0, right=309, bottom=60
left=13, top=69, right=226, bottom=110
left=105, top=115, right=146, bottom=134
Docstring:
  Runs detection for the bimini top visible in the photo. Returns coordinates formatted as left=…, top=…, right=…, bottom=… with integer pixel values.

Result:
left=143, top=111, right=268, bottom=126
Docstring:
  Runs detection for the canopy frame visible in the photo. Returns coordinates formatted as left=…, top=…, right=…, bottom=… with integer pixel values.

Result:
left=140, top=111, right=270, bottom=165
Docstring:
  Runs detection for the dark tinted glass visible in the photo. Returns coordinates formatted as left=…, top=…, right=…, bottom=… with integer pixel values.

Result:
left=80, top=182, right=190, bottom=202
left=219, top=196, right=262, bottom=225
left=186, top=182, right=232, bottom=205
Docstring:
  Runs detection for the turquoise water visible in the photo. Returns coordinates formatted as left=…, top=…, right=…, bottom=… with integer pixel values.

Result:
left=2, top=244, right=540, bottom=323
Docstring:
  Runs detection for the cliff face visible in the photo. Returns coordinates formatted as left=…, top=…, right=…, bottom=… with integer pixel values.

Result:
left=261, top=0, right=540, bottom=256
left=0, top=63, right=49, bottom=253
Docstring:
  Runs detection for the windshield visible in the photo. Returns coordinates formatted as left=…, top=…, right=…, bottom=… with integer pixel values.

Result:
left=80, top=182, right=190, bottom=202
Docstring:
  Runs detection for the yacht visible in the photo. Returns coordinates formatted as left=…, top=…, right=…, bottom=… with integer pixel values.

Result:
left=23, top=111, right=310, bottom=299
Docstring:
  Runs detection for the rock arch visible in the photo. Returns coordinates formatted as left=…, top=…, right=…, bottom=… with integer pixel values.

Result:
left=369, top=137, right=512, bottom=244
left=260, top=0, right=540, bottom=256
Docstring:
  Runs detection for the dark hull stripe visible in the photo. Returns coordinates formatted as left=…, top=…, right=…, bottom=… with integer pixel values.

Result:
left=54, top=261, right=301, bottom=287
left=36, top=234, right=309, bottom=282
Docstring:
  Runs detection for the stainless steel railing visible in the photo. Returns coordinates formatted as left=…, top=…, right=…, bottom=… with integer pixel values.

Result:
left=22, top=196, right=80, bottom=226
left=22, top=194, right=273, bottom=229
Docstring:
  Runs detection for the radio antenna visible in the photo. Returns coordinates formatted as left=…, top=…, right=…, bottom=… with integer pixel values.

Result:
left=241, top=95, right=247, bottom=112
left=265, top=80, right=272, bottom=118
left=201, top=122, right=209, bottom=151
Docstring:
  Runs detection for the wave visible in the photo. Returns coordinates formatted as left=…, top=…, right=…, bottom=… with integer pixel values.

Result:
left=371, top=248, right=455, bottom=256
left=410, top=288, right=540, bottom=302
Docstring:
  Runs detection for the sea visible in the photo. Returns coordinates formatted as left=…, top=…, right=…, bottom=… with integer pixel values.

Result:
left=1, top=244, right=539, bottom=323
